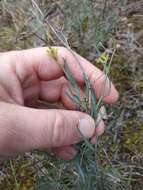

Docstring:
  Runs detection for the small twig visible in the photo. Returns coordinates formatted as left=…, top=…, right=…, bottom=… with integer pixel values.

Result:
left=10, top=160, right=20, bottom=190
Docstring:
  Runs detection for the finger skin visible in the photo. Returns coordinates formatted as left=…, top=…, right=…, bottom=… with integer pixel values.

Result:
left=52, top=146, right=78, bottom=160
left=1, top=47, right=118, bottom=104
left=40, top=77, right=83, bottom=109
left=40, top=77, right=66, bottom=103
left=0, top=102, right=95, bottom=156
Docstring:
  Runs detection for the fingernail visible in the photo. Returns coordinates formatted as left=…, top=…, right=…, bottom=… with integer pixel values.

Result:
left=78, top=116, right=95, bottom=138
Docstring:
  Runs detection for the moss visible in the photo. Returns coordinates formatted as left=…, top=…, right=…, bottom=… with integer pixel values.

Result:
left=110, top=54, right=133, bottom=93
left=0, top=27, right=16, bottom=51
left=0, top=155, right=36, bottom=190
left=122, top=121, right=143, bottom=153
left=138, top=80, right=143, bottom=91
left=0, top=27, right=33, bottom=51
left=129, top=15, right=143, bottom=32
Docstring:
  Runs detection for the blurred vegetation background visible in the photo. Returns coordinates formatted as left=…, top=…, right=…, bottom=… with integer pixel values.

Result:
left=0, top=0, right=143, bottom=189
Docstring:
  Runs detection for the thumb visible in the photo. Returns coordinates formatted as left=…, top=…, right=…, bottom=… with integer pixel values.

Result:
left=0, top=102, right=95, bottom=156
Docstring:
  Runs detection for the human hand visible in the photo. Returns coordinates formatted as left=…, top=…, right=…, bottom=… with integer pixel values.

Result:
left=0, top=47, right=118, bottom=160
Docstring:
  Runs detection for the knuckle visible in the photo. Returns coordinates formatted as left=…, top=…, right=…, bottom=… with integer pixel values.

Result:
left=51, top=111, right=66, bottom=146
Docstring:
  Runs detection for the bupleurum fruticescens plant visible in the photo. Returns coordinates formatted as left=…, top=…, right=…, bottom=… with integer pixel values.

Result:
left=44, top=44, right=128, bottom=190
left=29, top=1, right=129, bottom=189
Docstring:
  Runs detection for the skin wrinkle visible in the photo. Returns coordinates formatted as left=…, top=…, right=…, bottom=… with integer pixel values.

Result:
left=49, top=110, right=81, bottom=148
left=39, top=110, right=66, bottom=148
left=36, top=110, right=55, bottom=149
left=51, top=111, right=64, bottom=147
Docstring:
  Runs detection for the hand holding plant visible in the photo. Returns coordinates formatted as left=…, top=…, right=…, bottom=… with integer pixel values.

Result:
left=0, top=47, right=118, bottom=160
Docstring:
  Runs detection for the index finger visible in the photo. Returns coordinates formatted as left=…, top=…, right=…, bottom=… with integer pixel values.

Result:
left=10, top=47, right=119, bottom=103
